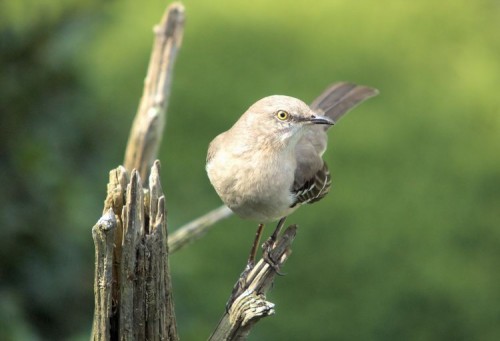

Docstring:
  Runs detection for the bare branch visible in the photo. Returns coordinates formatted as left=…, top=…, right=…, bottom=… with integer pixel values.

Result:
left=123, top=2, right=185, bottom=183
left=169, top=205, right=233, bottom=253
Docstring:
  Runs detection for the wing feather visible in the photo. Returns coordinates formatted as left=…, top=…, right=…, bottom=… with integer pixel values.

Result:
left=310, top=82, right=379, bottom=124
left=291, top=162, right=332, bottom=207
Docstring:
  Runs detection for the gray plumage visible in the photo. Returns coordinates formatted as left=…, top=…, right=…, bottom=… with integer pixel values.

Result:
left=206, top=82, right=378, bottom=222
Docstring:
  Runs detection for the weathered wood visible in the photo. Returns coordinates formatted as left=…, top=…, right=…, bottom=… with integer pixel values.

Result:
left=92, top=162, right=179, bottom=341
left=119, top=171, right=144, bottom=340
left=91, top=210, right=117, bottom=341
left=123, top=2, right=185, bottom=183
left=101, top=167, right=128, bottom=339
left=146, top=161, right=178, bottom=341
left=209, top=226, right=298, bottom=340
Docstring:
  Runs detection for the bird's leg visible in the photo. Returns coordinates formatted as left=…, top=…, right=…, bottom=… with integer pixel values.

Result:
left=227, top=218, right=287, bottom=310
left=247, top=223, right=265, bottom=270
left=235, top=222, right=266, bottom=285
left=269, top=216, right=287, bottom=245
left=226, top=223, right=265, bottom=311
left=262, top=216, right=287, bottom=275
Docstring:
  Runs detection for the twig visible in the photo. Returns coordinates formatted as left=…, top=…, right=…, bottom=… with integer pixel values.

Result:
left=123, top=2, right=185, bottom=183
left=209, top=225, right=298, bottom=340
left=169, top=205, right=233, bottom=253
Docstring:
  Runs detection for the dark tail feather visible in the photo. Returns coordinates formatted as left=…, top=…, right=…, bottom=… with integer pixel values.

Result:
left=310, top=82, right=379, bottom=123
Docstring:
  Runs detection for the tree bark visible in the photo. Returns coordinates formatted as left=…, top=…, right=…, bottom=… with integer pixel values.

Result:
left=92, top=163, right=179, bottom=341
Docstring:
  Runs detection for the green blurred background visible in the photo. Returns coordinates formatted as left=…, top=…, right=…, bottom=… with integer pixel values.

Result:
left=1, top=0, right=499, bottom=340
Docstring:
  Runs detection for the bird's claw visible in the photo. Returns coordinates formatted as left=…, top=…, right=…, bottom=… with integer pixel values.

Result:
left=262, top=239, right=285, bottom=276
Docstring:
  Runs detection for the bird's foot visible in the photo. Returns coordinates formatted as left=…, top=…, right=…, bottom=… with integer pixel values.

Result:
left=260, top=217, right=287, bottom=275
left=262, top=237, right=285, bottom=276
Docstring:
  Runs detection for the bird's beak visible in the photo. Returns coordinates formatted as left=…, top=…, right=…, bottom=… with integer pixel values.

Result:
left=309, top=114, right=335, bottom=126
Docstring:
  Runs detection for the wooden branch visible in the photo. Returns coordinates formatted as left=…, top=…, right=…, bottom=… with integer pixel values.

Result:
left=124, top=2, right=185, bottom=183
left=209, top=225, right=298, bottom=340
left=169, top=205, right=233, bottom=253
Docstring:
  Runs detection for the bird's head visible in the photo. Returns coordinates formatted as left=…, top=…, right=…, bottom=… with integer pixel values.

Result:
left=239, top=95, right=334, bottom=147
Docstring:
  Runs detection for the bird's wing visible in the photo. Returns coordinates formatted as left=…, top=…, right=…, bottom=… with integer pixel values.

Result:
left=292, top=130, right=332, bottom=207
left=291, top=82, right=377, bottom=207
left=310, top=82, right=379, bottom=125
left=291, top=160, right=331, bottom=207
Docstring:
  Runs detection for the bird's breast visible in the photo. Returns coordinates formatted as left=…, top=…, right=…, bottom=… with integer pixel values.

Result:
left=206, top=145, right=297, bottom=222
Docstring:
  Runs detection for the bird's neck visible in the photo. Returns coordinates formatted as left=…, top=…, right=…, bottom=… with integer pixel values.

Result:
left=227, top=120, right=303, bottom=157
left=243, top=130, right=300, bottom=158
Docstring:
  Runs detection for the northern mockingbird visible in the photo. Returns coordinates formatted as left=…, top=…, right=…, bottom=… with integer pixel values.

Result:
left=206, top=82, right=378, bottom=268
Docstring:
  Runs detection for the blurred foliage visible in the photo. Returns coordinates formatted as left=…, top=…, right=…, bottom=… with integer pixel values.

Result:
left=1, top=0, right=499, bottom=340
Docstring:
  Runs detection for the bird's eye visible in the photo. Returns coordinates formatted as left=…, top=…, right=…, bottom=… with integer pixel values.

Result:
left=276, top=110, right=289, bottom=121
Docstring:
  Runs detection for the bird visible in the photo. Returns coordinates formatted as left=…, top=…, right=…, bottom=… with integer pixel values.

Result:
left=206, top=82, right=378, bottom=269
